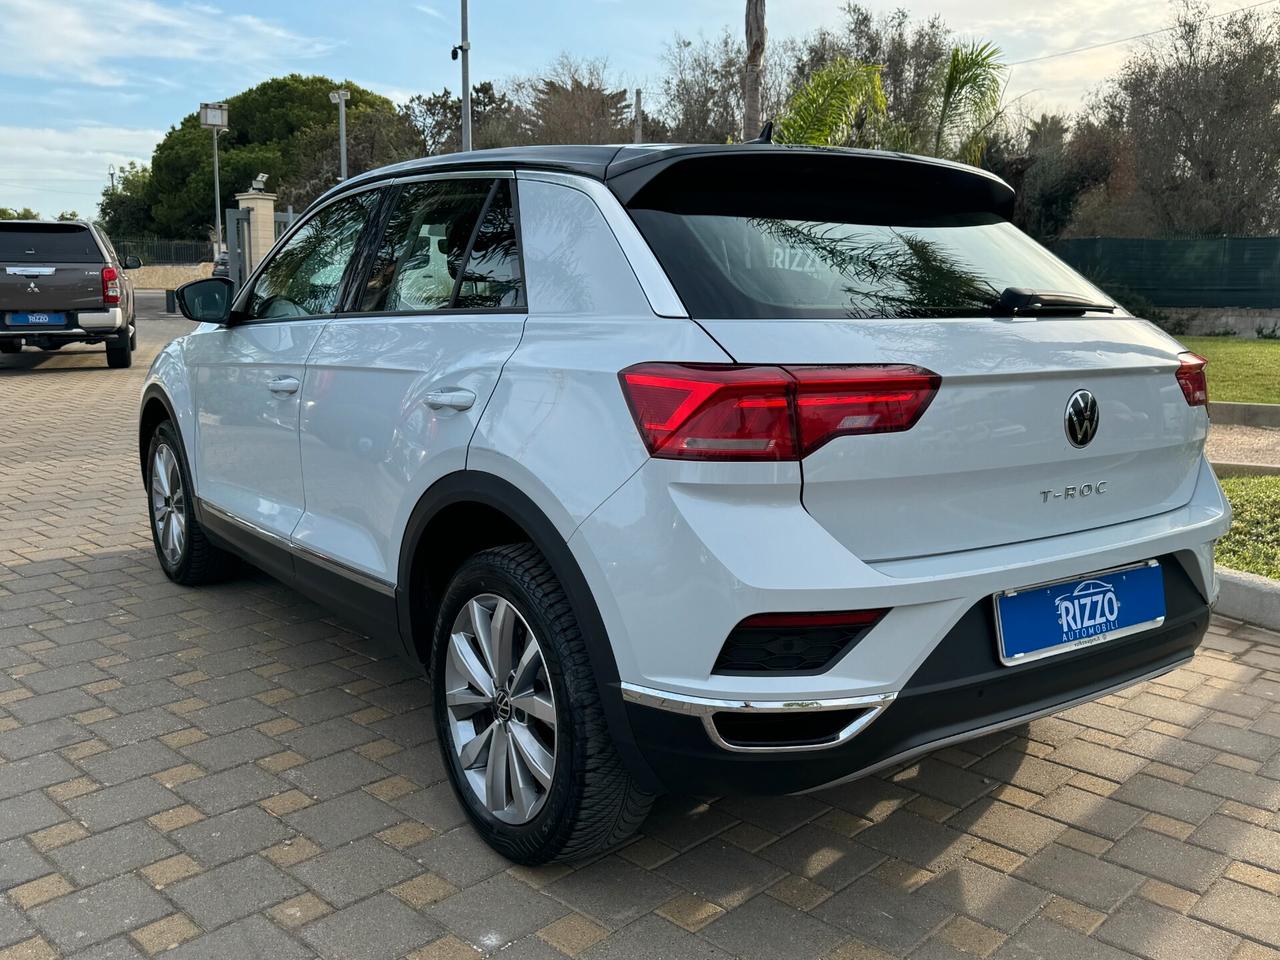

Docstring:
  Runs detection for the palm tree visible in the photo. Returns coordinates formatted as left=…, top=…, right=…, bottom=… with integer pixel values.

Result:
left=773, top=58, right=887, bottom=147
left=932, top=41, right=1007, bottom=164
left=743, top=0, right=766, bottom=139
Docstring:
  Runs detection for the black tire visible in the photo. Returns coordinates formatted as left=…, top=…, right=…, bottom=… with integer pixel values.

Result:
left=0, top=340, right=20, bottom=354
left=106, top=330, right=132, bottom=368
left=433, top=544, right=654, bottom=863
left=130, top=324, right=138, bottom=350
left=39, top=343, right=64, bottom=351
left=145, top=420, right=236, bottom=585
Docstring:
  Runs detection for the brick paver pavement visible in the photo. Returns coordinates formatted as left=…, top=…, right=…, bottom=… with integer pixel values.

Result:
left=2, top=293, right=1280, bottom=960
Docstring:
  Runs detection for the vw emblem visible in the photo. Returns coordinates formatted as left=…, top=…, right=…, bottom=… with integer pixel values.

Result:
left=1065, top=389, right=1099, bottom=448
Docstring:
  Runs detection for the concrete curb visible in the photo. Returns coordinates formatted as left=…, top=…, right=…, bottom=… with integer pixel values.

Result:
left=1216, top=568, right=1280, bottom=633
left=1210, top=401, right=1280, bottom=428
left=1211, top=461, right=1280, bottom=478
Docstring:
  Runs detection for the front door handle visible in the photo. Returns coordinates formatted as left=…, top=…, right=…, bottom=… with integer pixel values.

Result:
left=267, top=376, right=300, bottom=396
left=425, top=387, right=477, bottom=412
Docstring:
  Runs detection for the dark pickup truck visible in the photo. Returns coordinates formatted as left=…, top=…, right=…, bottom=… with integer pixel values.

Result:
left=1, top=220, right=139, bottom=367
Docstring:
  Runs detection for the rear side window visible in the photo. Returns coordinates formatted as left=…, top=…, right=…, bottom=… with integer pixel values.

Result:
left=0, top=223, right=99, bottom=263
left=626, top=158, right=1108, bottom=320
left=360, top=178, right=523, bottom=312
left=247, top=192, right=375, bottom=320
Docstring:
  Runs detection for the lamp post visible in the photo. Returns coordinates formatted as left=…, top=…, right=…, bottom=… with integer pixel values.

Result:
left=199, top=102, right=229, bottom=254
left=451, top=0, right=472, bottom=152
left=329, top=89, right=350, bottom=180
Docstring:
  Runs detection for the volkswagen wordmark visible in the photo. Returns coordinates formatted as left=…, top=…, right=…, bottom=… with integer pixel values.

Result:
left=140, top=144, right=1230, bottom=863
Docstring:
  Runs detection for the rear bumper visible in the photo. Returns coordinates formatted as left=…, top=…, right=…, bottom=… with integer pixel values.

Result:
left=619, top=556, right=1209, bottom=794
left=0, top=307, right=125, bottom=338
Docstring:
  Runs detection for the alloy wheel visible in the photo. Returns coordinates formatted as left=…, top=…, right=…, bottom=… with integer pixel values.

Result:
left=444, top=593, right=558, bottom=824
left=150, top=444, right=187, bottom=566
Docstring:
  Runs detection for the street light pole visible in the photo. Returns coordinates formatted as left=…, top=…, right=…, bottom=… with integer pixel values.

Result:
left=329, top=89, right=350, bottom=180
left=460, top=0, right=472, bottom=152
left=199, top=102, right=229, bottom=255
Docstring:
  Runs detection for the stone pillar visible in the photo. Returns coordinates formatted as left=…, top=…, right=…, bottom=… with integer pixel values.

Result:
left=234, top=191, right=278, bottom=272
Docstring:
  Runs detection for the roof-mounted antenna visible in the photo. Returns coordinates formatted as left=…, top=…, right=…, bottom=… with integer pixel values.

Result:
left=746, top=120, right=774, bottom=144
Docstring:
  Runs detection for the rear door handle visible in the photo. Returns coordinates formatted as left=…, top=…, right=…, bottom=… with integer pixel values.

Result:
left=267, top=376, right=300, bottom=396
left=425, top=388, right=476, bottom=411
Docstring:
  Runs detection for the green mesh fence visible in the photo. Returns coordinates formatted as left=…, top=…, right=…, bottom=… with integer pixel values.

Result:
left=1051, top=237, right=1280, bottom=309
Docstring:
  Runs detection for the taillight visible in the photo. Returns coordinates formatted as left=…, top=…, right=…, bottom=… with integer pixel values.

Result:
left=1176, top=352, right=1208, bottom=407
left=101, top=266, right=121, bottom=305
left=618, top=363, right=940, bottom=461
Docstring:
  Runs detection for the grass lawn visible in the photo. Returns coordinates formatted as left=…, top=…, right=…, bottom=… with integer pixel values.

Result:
left=1180, top=337, right=1280, bottom=405
left=1217, top=475, right=1280, bottom=580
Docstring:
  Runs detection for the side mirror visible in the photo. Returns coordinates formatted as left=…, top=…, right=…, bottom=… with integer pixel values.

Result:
left=122, top=255, right=143, bottom=270
left=175, top=277, right=236, bottom=324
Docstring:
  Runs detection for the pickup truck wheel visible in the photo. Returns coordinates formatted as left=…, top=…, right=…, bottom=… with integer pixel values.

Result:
left=130, top=325, right=138, bottom=350
left=106, top=330, right=132, bottom=368
left=0, top=340, right=20, bottom=354
left=146, top=421, right=235, bottom=584
left=433, top=544, right=654, bottom=863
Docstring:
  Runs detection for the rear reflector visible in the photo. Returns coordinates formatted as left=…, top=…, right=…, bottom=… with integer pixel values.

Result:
left=1176, top=352, right=1208, bottom=406
left=738, top=610, right=888, bottom=629
left=101, top=266, right=121, bottom=305
left=619, top=363, right=940, bottom=461
left=715, top=608, right=889, bottom=674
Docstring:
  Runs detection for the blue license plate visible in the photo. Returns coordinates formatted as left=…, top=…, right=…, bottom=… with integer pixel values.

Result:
left=9, top=312, right=65, bottom=326
left=994, top=561, right=1166, bottom=665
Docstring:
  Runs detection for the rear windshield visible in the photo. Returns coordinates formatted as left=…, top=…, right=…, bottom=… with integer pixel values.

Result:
left=628, top=175, right=1110, bottom=320
left=0, top=223, right=100, bottom=263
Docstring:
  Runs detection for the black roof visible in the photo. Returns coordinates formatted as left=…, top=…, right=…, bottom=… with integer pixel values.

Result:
left=318, top=143, right=1015, bottom=216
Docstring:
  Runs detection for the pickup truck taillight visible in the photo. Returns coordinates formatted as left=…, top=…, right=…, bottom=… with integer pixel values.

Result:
left=619, top=363, right=941, bottom=461
left=101, top=266, right=121, bottom=305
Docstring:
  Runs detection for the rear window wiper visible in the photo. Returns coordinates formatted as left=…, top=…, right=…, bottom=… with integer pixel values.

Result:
left=992, top=287, right=1115, bottom=317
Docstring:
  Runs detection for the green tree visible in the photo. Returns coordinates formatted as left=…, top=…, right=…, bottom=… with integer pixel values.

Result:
left=773, top=58, right=886, bottom=147
left=97, top=162, right=154, bottom=237
left=932, top=41, right=1006, bottom=164
left=0, top=206, right=40, bottom=220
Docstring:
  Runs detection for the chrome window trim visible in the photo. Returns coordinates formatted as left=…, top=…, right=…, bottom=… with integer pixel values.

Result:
left=515, top=170, right=688, bottom=319
left=199, top=499, right=396, bottom=597
left=620, top=682, right=896, bottom=754
left=391, top=169, right=515, bottom=184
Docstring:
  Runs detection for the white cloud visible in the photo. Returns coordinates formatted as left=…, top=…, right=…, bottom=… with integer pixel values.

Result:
left=415, top=3, right=446, bottom=20
left=0, top=0, right=333, bottom=87
left=0, top=124, right=163, bottom=216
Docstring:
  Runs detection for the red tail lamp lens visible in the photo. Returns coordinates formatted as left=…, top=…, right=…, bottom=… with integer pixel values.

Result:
left=1175, top=352, right=1208, bottom=406
left=619, top=363, right=939, bottom=460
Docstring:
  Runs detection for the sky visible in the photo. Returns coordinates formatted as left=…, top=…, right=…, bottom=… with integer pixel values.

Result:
left=0, top=0, right=1252, bottom=219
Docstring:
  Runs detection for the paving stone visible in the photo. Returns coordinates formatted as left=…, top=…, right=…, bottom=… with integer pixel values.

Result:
left=1189, top=763, right=1280, bottom=809
left=919, top=860, right=1049, bottom=933
left=656, top=838, right=786, bottom=911
left=0, top=897, right=34, bottom=950
left=174, top=764, right=285, bottom=815
left=712, top=793, right=829, bottom=835
left=89, top=709, right=186, bottom=747
left=1110, top=772, right=1224, bottom=824
left=285, top=789, right=403, bottom=848
left=184, top=698, right=280, bottom=736
left=410, top=825, right=513, bottom=887
left=368, top=707, right=436, bottom=747
left=1102, top=826, right=1229, bottom=892
left=889, top=758, right=994, bottom=808
left=547, top=855, right=680, bottom=930
left=0, top=755, right=78, bottom=801
left=0, top=718, right=91, bottom=759
left=64, top=779, right=179, bottom=832
left=184, top=671, right=273, bottom=704
left=170, top=804, right=293, bottom=866
left=282, top=750, right=388, bottom=800
left=430, top=873, right=567, bottom=951
left=21, top=665, right=109, bottom=696
left=947, top=798, right=1065, bottom=855
left=291, top=836, right=419, bottom=906
left=29, top=874, right=170, bottom=953
left=8, top=690, right=100, bottom=725
left=1046, top=739, right=1149, bottom=782
left=0, top=793, right=65, bottom=842
left=638, top=796, right=737, bottom=852
left=178, top=728, right=279, bottom=773
left=853, top=810, right=975, bottom=872
left=1118, top=729, right=1218, bottom=771
left=1096, top=898, right=1238, bottom=960
left=1187, top=721, right=1280, bottom=762
left=1031, top=784, right=1146, bottom=840
left=0, top=840, right=52, bottom=891
left=96, top=679, right=187, bottom=714
left=990, top=917, right=1135, bottom=960
left=77, top=742, right=185, bottom=788
left=301, top=892, right=441, bottom=960
left=46, top=822, right=176, bottom=885
left=277, top=689, right=365, bottom=724
left=701, top=892, right=845, bottom=960
left=971, top=750, right=1075, bottom=795
left=276, top=716, right=377, bottom=759
left=166, top=855, right=302, bottom=929
left=1015, top=843, right=1145, bottom=911
left=1188, top=813, right=1280, bottom=872
left=1190, top=879, right=1280, bottom=943
left=813, top=875, right=954, bottom=954
left=756, top=822, right=883, bottom=891
left=160, top=914, right=311, bottom=960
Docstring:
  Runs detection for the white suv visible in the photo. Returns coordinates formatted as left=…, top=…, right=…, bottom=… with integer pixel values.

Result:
left=141, top=144, right=1230, bottom=863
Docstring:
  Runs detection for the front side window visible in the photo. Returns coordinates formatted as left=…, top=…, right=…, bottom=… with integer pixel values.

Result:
left=361, top=178, right=523, bottom=312
left=247, top=192, right=375, bottom=320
